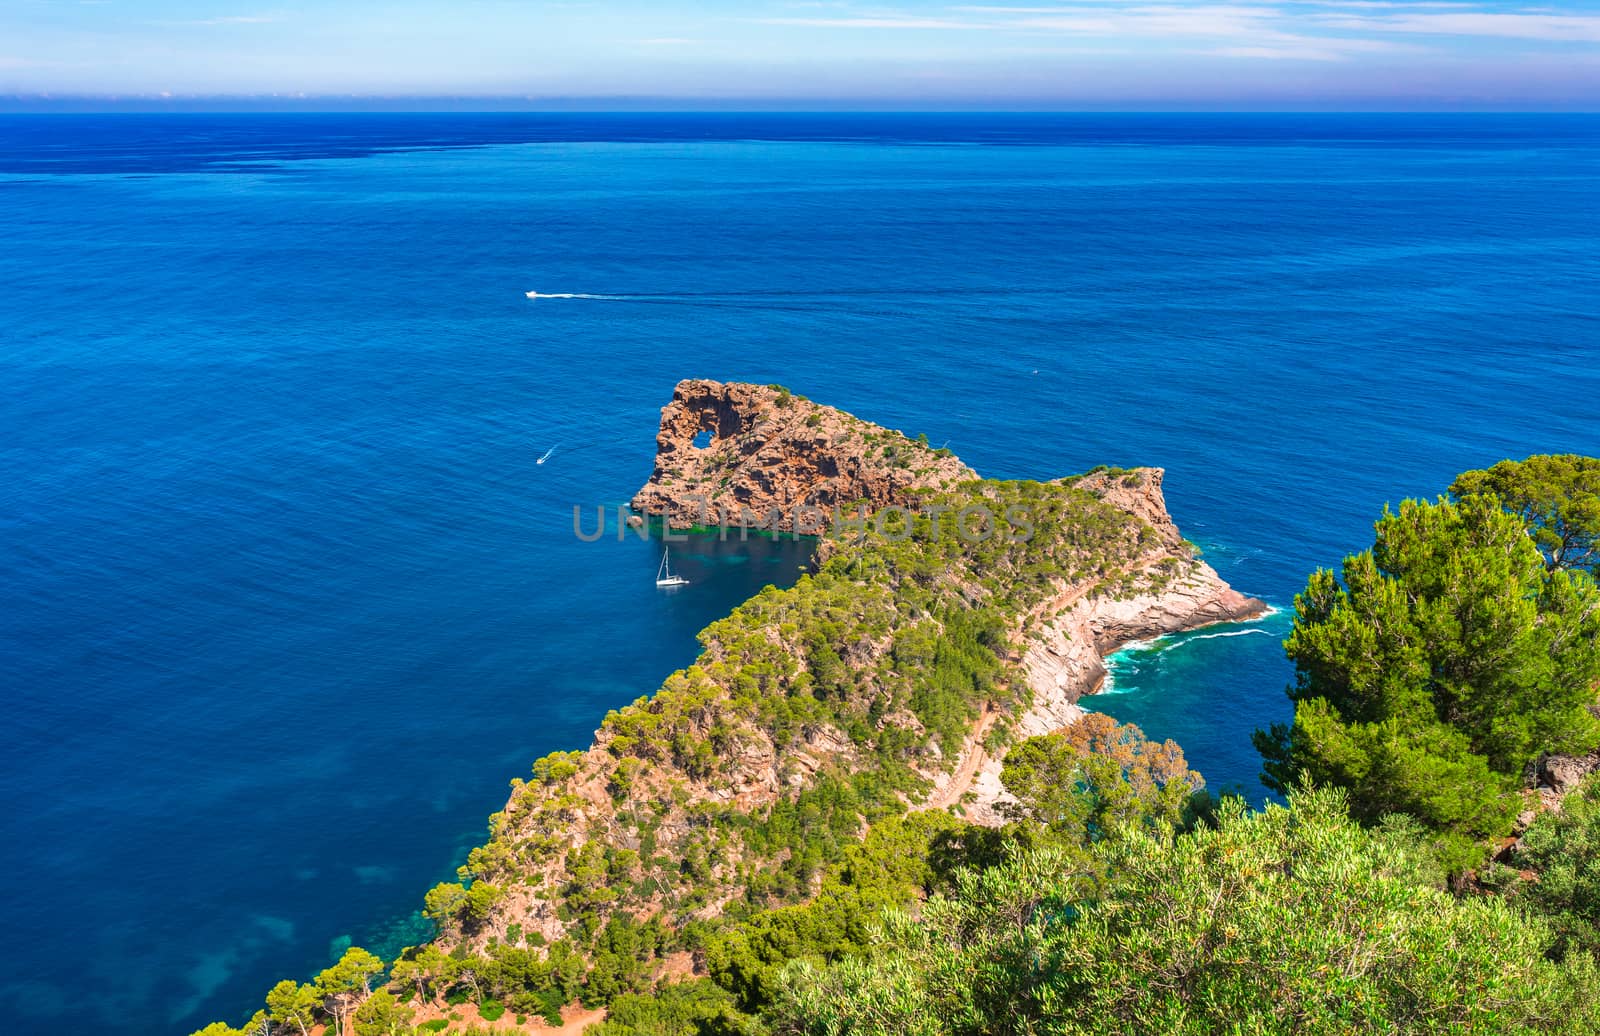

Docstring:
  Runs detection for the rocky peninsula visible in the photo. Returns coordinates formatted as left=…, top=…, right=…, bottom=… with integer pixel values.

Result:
left=440, top=380, right=1264, bottom=955
left=188, top=379, right=1280, bottom=1036
left=188, top=415, right=1600, bottom=1036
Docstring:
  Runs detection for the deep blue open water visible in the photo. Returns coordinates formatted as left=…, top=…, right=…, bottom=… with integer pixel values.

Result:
left=2, top=113, right=1596, bottom=1034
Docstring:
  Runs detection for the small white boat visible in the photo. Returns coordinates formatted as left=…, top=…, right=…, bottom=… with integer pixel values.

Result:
left=655, top=547, right=689, bottom=588
left=536, top=446, right=555, bottom=465
left=525, top=290, right=542, bottom=299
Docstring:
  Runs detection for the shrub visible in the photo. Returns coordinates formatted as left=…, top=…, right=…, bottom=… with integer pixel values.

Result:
left=771, top=787, right=1600, bottom=1035
left=1516, top=773, right=1600, bottom=958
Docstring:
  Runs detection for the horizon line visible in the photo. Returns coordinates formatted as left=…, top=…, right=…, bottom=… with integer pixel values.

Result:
left=4, top=96, right=1600, bottom=116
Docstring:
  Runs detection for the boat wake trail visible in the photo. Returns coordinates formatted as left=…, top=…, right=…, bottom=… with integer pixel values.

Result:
left=522, top=287, right=1074, bottom=308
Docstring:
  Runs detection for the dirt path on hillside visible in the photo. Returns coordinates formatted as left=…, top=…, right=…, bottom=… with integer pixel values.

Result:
left=913, top=560, right=1154, bottom=818
left=917, top=707, right=998, bottom=813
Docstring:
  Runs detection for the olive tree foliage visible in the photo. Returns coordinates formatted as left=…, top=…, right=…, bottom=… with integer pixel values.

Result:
left=1254, top=495, right=1600, bottom=871
left=769, top=787, right=1600, bottom=1036
left=1451, top=453, right=1600, bottom=573
left=999, top=713, right=1202, bottom=841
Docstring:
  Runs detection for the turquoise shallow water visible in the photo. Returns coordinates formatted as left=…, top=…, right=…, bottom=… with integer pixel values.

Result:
left=1096, top=607, right=1295, bottom=798
left=1, top=113, right=1597, bottom=1033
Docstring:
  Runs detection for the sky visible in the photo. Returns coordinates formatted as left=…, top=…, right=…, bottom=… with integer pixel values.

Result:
left=3, top=0, right=1600, bottom=109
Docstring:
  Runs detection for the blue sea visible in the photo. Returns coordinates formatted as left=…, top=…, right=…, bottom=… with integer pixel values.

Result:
left=2, top=113, right=1597, bottom=1034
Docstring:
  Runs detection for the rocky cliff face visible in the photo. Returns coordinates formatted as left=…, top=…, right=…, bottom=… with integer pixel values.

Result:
left=1018, top=467, right=1263, bottom=708
left=933, top=467, right=1266, bottom=823
left=450, top=383, right=1264, bottom=956
left=630, top=379, right=975, bottom=533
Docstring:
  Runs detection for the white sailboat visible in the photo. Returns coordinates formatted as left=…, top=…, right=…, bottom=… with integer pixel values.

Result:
left=655, top=547, right=689, bottom=588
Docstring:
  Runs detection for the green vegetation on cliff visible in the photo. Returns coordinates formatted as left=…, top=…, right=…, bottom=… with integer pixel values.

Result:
left=1256, top=456, right=1600, bottom=872
left=1511, top=773, right=1600, bottom=960
left=431, top=474, right=1174, bottom=943
left=997, top=711, right=1201, bottom=838
left=193, top=465, right=1205, bottom=1036
left=770, top=787, right=1600, bottom=1036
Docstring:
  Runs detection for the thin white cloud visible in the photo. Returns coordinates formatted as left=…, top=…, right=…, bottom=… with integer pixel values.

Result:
left=1011, top=4, right=1412, bottom=51
left=957, top=2, right=1186, bottom=8
left=959, top=0, right=1478, bottom=8
left=1317, top=11, right=1600, bottom=40
left=1017, top=6, right=1287, bottom=34
left=637, top=37, right=705, bottom=45
left=1212, top=43, right=1347, bottom=59
left=753, top=16, right=986, bottom=29
left=750, top=2, right=1429, bottom=60
left=1277, top=1, right=1482, bottom=7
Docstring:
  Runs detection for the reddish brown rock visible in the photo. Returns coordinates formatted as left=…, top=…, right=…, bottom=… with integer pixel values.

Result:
left=630, top=379, right=974, bottom=533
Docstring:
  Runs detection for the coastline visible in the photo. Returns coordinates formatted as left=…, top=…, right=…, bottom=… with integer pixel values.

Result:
left=620, top=384, right=1269, bottom=829
left=960, top=569, right=1270, bottom=824
left=472, top=396, right=1258, bottom=938
left=1098, top=604, right=1284, bottom=695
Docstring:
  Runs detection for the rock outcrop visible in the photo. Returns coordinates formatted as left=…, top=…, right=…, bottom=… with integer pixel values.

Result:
left=1020, top=467, right=1264, bottom=705
left=1495, top=751, right=1600, bottom=864
left=1533, top=751, right=1600, bottom=807
left=631, top=379, right=974, bottom=533
left=964, top=468, right=1265, bottom=823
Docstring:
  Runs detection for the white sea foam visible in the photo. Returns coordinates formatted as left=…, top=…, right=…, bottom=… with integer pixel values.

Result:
left=1105, top=605, right=1285, bottom=671
left=1183, top=628, right=1276, bottom=643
